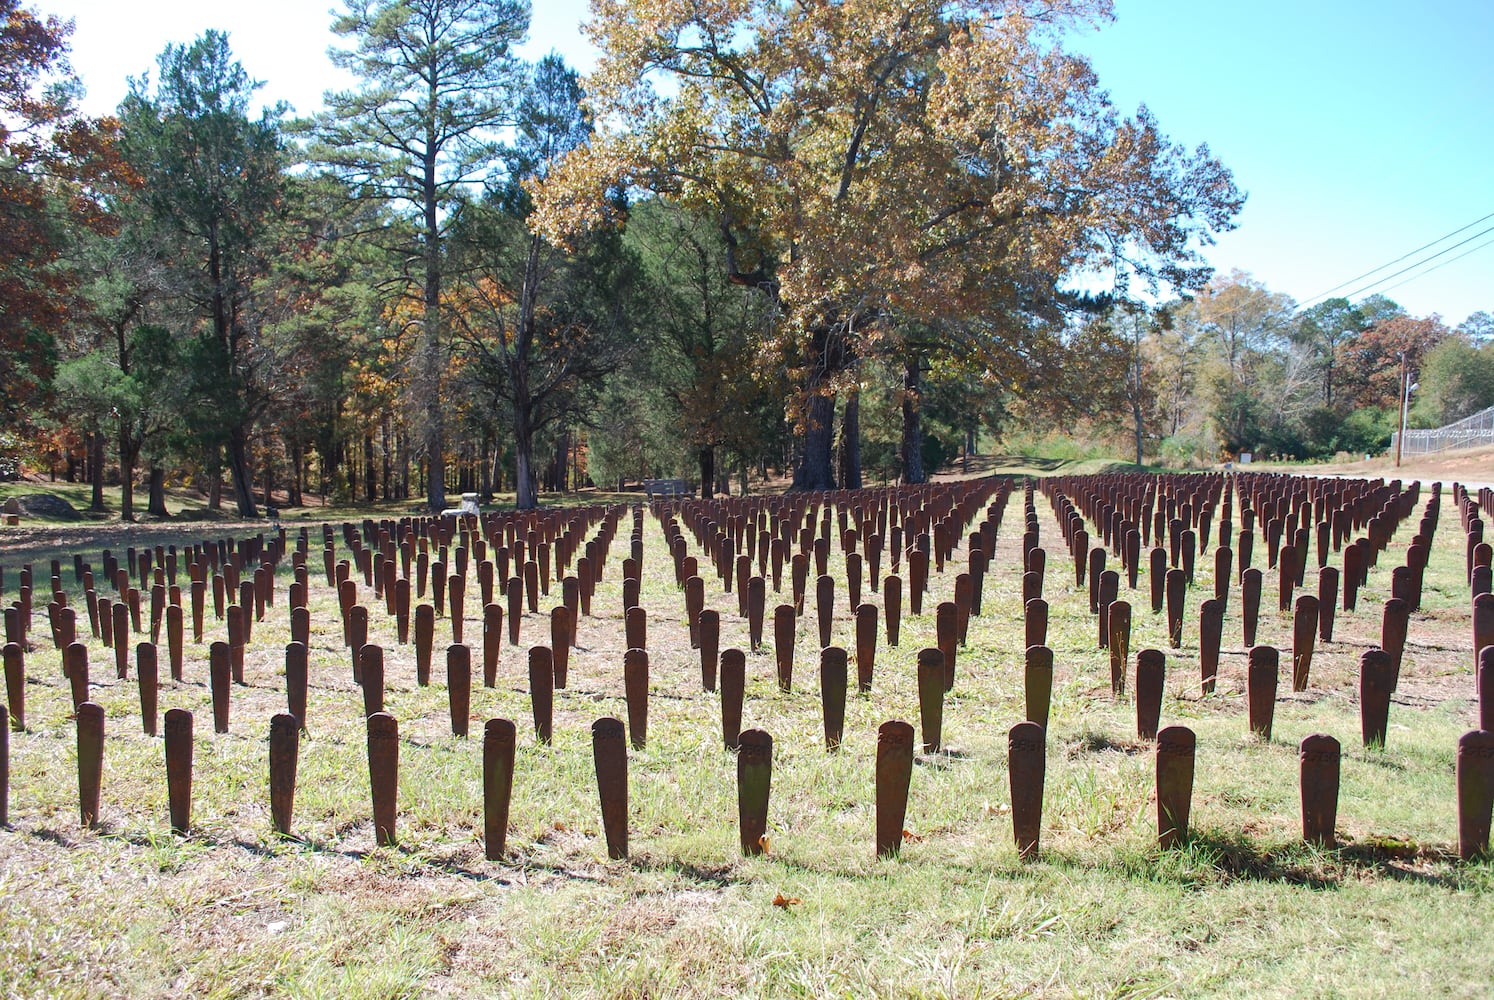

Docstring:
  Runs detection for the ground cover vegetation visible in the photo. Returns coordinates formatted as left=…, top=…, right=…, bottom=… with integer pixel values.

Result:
left=10, top=0, right=1489, bottom=515
left=0, top=469, right=1491, bottom=996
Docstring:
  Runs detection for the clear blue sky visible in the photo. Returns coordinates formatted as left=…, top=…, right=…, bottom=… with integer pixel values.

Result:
left=32, top=0, right=1494, bottom=326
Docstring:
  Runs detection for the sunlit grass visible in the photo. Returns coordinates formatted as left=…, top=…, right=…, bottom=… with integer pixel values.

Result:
left=0, top=477, right=1490, bottom=996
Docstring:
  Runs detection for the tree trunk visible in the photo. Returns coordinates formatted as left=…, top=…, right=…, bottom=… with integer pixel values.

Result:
left=379, top=417, right=390, bottom=501
left=1133, top=395, right=1144, bottom=466
left=900, top=357, right=926, bottom=485
left=422, top=146, right=447, bottom=513
left=364, top=431, right=377, bottom=502
left=262, top=440, right=275, bottom=508
left=147, top=465, right=169, bottom=517
left=514, top=430, right=536, bottom=509
left=289, top=440, right=303, bottom=507
left=226, top=425, right=259, bottom=518
left=792, top=392, right=837, bottom=491
left=698, top=445, right=715, bottom=498
left=513, top=393, right=538, bottom=510
left=118, top=421, right=137, bottom=522
left=839, top=386, right=862, bottom=489
left=90, top=432, right=106, bottom=512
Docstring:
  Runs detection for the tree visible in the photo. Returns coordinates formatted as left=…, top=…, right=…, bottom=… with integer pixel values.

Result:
left=1413, top=334, right=1494, bottom=427
left=0, top=0, right=118, bottom=436
left=311, top=0, right=530, bottom=512
left=1293, top=297, right=1358, bottom=409
left=534, top=0, right=1242, bottom=489
left=623, top=198, right=776, bottom=497
left=118, top=31, right=289, bottom=517
left=1458, top=310, right=1494, bottom=344
left=451, top=56, right=638, bottom=509
left=1173, top=271, right=1296, bottom=454
left=1336, top=313, right=1449, bottom=413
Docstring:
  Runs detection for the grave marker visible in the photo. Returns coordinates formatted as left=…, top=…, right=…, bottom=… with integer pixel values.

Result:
left=529, top=646, right=554, bottom=745
left=1299, top=733, right=1339, bottom=847
left=483, top=718, right=517, bottom=860
left=1247, top=645, right=1278, bottom=740
left=875, top=720, right=915, bottom=858
left=624, top=648, right=649, bottom=750
left=1457, top=729, right=1494, bottom=860
left=721, top=648, right=746, bottom=750
left=1360, top=648, right=1394, bottom=748
left=164, top=708, right=192, bottom=835
left=820, top=647, right=848, bottom=750
left=737, top=728, right=773, bottom=856
left=77, top=702, right=104, bottom=828
left=1136, top=649, right=1164, bottom=740
left=1156, top=725, right=1196, bottom=849
left=367, top=712, right=399, bottom=846
left=1008, top=721, right=1045, bottom=861
left=448, top=644, right=472, bottom=737
left=592, top=717, right=629, bottom=860
left=916, top=648, right=945, bottom=753
left=1024, top=645, right=1053, bottom=730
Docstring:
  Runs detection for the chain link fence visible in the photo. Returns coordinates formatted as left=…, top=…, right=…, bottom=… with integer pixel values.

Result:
left=1392, top=404, right=1494, bottom=456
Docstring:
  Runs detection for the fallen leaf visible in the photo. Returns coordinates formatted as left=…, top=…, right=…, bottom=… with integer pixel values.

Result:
left=772, top=893, right=802, bottom=908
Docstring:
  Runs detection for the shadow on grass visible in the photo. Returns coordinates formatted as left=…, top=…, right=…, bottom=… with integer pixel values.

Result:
left=1041, top=828, right=1486, bottom=892
left=1063, top=731, right=1149, bottom=757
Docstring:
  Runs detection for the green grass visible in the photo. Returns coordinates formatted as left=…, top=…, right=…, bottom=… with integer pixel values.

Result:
left=0, top=475, right=1490, bottom=997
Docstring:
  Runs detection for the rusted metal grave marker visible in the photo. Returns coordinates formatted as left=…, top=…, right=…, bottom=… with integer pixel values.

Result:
left=484, top=718, right=517, bottom=860
left=1360, top=648, right=1394, bottom=748
left=592, top=717, right=629, bottom=860
left=77, top=702, right=104, bottom=828
left=1247, top=645, right=1278, bottom=740
left=875, top=720, right=915, bottom=858
left=1457, top=729, right=1494, bottom=860
left=1299, top=733, right=1339, bottom=847
left=449, top=644, right=472, bottom=737
left=820, top=646, right=848, bottom=750
left=1024, top=644, right=1053, bottom=730
left=737, top=728, right=772, bottom=856
left=1008, top=720, right=1045, bottom=861
left=529, top=646, right=554, bottom=745
left=721, top=648, right=745, bottom=750
left=367, top=711, right=400, bottom=846
left=1156, top=725, right=1196, bottom=849
left=624, top=648, right=649, bottom=750
left=1136, top=649, right=1164, bottom=740
left=916, top=648, right=945, bottom=753
left=773, top=604, right=795, bottom=693
left=270, top=712, right=299, bottom=836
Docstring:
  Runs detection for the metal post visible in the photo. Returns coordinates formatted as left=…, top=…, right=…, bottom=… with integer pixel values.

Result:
left=1395, top=352, right=1407, bottom=468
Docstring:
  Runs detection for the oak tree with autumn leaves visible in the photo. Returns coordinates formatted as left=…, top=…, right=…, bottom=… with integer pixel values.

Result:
left=534, top=0, right=1243, bottom=488
left=0, top=0, right=118, bottom=439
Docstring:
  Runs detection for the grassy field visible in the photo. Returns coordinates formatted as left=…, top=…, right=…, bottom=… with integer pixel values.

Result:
left=0, top=473, right=1489, bottom=998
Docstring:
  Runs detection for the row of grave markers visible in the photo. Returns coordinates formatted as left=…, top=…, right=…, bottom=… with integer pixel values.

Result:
left=2, top=471, right=1492, bottom=861
left=14, top=690, right=1493, bottom=862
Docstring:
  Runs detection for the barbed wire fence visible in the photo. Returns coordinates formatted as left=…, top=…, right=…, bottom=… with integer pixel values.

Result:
left=1393, top=404, right=1494, bottom=457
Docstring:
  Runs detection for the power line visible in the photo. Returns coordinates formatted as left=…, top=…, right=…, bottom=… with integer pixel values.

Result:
left=1374, top=232, right=1494, bottom=301
left=1337, top=222, right=1494, bottom=303
left=1298, top=208, right=1494, bottom=308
